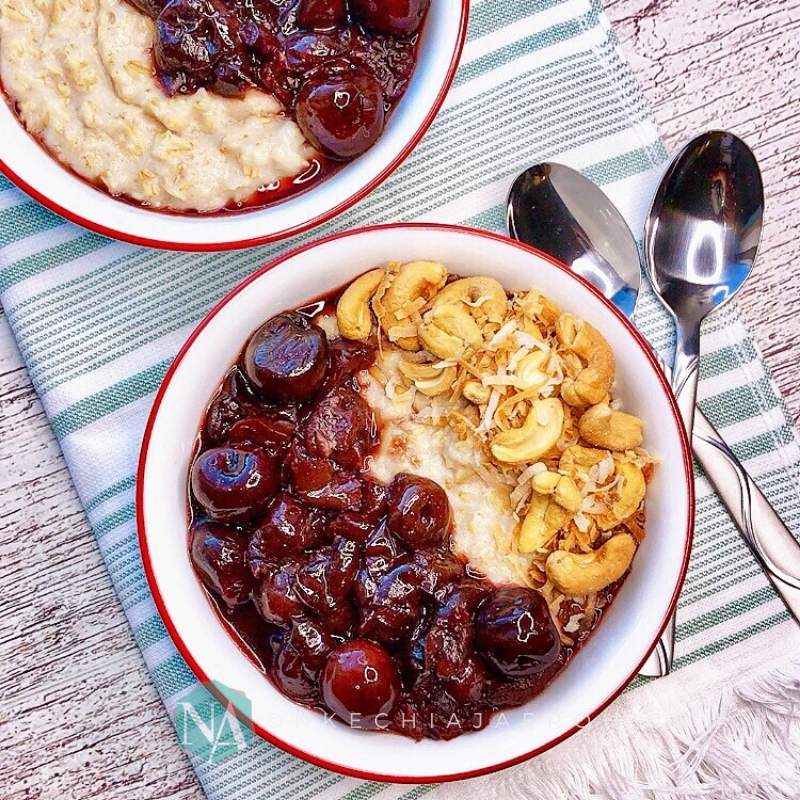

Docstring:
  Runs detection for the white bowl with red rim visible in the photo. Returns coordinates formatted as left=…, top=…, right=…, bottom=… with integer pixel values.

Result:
left=137, top=223, right=694, bottom=782
left=0, top=4, right=468, bottom=251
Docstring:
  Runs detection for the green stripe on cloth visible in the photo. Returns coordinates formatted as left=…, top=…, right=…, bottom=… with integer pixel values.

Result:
left=86, top=474, right=137, bottom=512
left=51, top=360, right=171, bottom=438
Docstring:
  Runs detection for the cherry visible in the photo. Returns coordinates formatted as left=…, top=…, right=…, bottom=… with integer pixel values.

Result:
left=327, top=511, right=376, bottom=543
left=228, top=416, right=295, bottom=451
left=191, top=447, right=278, bottom=523
left=155, top=0, right=247, bottom=95
left=296, top=0, right=347, bottom=30
left=283, top=30, right=353, bottom=73
left=359, top=478, right=387, bottom=520
left=475, top=588, right=561, bottom=678
left=422, top=585, right=488, bottom=704
left=349, top=0, right=430, bottom=37
left=348, top=29, right=416, bottom=103
left=319, top=601, right=356, bottom=635
left=252, top=564, right=305, bottom=626
left=203, top=367, right=262, bottom=444
left=318, top=338, right=377, bottom=394
left=386, top=473, right=451, bottom=548
left=295, top=67, right=385, bottom=160
left=423, top=587, right=481, bottom=674
left=358, top=563, right=421, bottom=643
left=287, top=439, right=364, bottom=511
left=272, top=637, right=319, bottom=703
left=293, top=537, right=359, bottom=615
left=322, top=640, right=400, bottom=726
left=248, top=493, right=320, bottom=561
left=303, top=385, right=377, bottom=470
left=362, top=522, right=408, bottom=577
left=211, top=51, right=258, bottom=97
left=413, top=548, right=465, bottom=602
left=288, top=616, right=334, bottom=670
left=243, top=314, right=329, bottom=402
left=190, top=522, right=252, bottom=608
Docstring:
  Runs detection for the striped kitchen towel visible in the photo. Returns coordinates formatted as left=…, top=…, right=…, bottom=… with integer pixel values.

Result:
left=1, top=0, right=799, bottom=798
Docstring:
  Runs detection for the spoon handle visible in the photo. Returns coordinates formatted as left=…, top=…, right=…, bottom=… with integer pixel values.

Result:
left=639, top=347, right=699, bottom=678
left=691, top=412, right=800, bottom=612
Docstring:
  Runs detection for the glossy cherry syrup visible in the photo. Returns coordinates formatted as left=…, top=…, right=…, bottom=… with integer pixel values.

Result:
left=187, top=291, right=620, bottom=740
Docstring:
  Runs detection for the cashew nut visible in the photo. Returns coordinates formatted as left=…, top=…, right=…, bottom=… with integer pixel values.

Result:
left=490, top=398, right=564, bottom=464
left=578, top=403, right=643, bottom=451
left=418, top=276, right=508, bottom=359
left=434, top=276, right=508, bottom=322
left=463, top=380, right=491, bottom=405
left=556, top=314, right=615, bottom=407
left=597, top=462, right=646, bottom=530
left=532, top=470, right=561, bottom=494
left=419, top=302, right=483, bottom=359
left=515, top=351, right=549, bottom=391
left=336, top=268, right=385, bottom=341
left=518, top=289, right=561, bottom=325
left=397, top=360, right=457, bottom=397
left=558, top=445, right=611, bottom=480
left=519, top=492, right=571, bottom=553
left=373, top=261, right=447, bottom=350
left=532, top=471, right=582, bottom=513
left=546, top=532, right=636, bottom=594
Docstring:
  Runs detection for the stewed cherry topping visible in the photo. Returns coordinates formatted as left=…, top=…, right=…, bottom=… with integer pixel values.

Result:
left=188, top=296, right=616, bottom=740
left=128, top=0, right=426, bottom=168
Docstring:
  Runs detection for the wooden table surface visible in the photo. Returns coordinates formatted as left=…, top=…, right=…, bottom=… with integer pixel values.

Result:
left=1, top=1, right=798, bottom=797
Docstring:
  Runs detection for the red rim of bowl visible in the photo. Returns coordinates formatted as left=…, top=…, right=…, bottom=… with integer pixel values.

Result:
left=137, top=222, right=695, bottom=783
left=0, top=4, right=470, bottom=252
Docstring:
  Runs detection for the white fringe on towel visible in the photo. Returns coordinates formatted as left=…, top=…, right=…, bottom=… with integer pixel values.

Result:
left=434, top=649, right=800, bottom=800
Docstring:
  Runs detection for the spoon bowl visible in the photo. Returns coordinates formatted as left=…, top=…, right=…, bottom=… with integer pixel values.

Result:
left=645, top=131, right=764, bottom=358
left=507, top=163, right=641, bottom=317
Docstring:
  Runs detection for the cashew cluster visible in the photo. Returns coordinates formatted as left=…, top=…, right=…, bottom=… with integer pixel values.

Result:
left=375, top=261, right=447, bottom=350
left=519, top=472, right=581, bottom=553
left=333, top=264, right=653, bottom=602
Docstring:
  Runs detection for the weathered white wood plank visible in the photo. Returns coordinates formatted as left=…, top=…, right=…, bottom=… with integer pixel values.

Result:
left=0, top=2, right=798, bottom=796
left=0, top=309, right=203, bottom=800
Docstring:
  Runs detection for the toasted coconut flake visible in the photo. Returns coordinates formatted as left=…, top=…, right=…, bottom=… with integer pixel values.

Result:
left=478, top=388, right=503, bottom=434
left=488, top=319, right=518, bottom=349
left=573, top=512, right=591, bottom=533
left=368, top=365, right=388, bottom=386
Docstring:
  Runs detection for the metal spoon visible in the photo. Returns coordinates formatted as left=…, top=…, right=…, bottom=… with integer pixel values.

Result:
left=507, top=155, right=800, bottom=678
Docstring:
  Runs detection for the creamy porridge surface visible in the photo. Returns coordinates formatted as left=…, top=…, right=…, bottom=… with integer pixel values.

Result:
left=0, top=0, right=312, bottom=210
left=364, top=351, right=533, bottom=588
